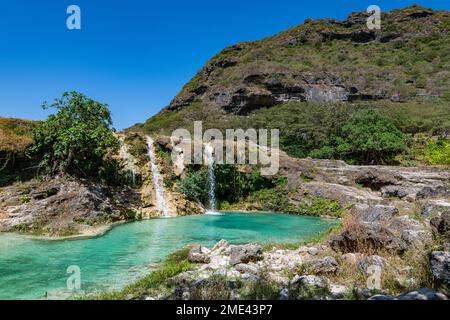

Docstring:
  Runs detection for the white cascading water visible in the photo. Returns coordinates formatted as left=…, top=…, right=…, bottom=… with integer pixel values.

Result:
left=204, top=144, right=217, bottom=214
left=146, top=136, right=169, bottom=217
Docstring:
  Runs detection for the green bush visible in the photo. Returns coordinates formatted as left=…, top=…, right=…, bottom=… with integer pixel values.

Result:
left=215, top=165, right=275, bottom=203
left=424, top=137, right=450, bottom=165
left=298, top=197, right=344, bottom=218
left=176, top=169, right=209, bottom=204
left=249, top=177, right=291, bottom=212
left=29, top=92, right=119, bottom=179
left=312, top=110, right=406, bottom=164
left=177, top=165, right=275, bottom=207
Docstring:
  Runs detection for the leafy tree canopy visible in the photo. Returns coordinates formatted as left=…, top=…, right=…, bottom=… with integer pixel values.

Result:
left=311, top=109, right=406, bottom=164
left=30, top=92, right=119, bottom=177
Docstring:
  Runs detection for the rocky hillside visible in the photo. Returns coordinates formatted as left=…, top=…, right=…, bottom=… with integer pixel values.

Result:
left=166, top=6, right=448, bottom=113
left=131, top=6, right=449, bottom=160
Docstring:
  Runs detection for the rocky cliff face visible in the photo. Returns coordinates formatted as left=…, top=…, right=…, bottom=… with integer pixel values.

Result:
left=156, top=6, right=449, bottom=117
left=0, top=133, right=204, bottom=237
left=0, top=177, right=140, bottom=237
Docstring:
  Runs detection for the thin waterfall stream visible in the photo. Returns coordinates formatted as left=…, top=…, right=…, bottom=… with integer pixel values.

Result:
left=146, top=136, right=170, bottom=217
left=205, top=144, right=218, bottom=214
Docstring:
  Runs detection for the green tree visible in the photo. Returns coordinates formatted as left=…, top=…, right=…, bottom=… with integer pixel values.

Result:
left=176, top=169, right=208, bottom=204
left=30, top=92, right=119, bottom=177
left=312, top=110, right=406, bottom=164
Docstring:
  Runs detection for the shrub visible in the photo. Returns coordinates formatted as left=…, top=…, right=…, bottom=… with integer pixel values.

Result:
left=313, top=110, right=406, bottom=164
left=176, top=168, right=209, bottom=204
left=424, top=137, right=450, bottom=165
left=177, top=165, right=275, bottom=207
left=29, top=92, right=119, bottom=178
left=215, top=165, right=275, bottom=203
left=298, top=197, right=344, bottom=218
left=249, top=177, right=291, bottom=212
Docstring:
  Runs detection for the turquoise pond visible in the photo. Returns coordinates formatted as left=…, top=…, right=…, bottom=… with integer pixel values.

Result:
left=0, top=212, right=337, bottom=299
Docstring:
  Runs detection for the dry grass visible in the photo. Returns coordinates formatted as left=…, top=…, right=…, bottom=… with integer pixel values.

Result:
left=324, top=212, right=441, bottom=295
left=0, top=117, right=36, bottom=153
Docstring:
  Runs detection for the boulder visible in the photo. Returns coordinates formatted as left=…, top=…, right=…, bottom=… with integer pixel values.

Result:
left=30, top=187, right=59, bottom=200
left=341, top=252, right=362, bottom=265
left=369, top=288, right=448, bottom=300
left=305, top=256, right=339, bottom=275
left=290, top=275, right=329, bottom=290
left=229, top=244, right=263, bottom=265
left=187, top=245, right=211, bottom=264
left=357, top=205, right=399, bottom=223
left=307, top=247, right=319, bottom=255
left=155, top=136, right=172, bottom=149
left=212, top=239, right=230, bottom=254
left=416, top=185, right=445, bottom=199
left=329, top=284, right=349, bottom=299
left=396, top=288, right=447, bottom=300
left=329, top=223, right=407, bottom=254
left=355, top=170, right=398, bottom=190
left=358, top=255, right=385, bottom=275
left=421, top=200, right=450, bottom=218
left=430, top=212, right=450, bottom=240
left=388, top=215, right=432, bottom=246
left=380, top=185, right=407, bottom=199
left=234, top=263, right=260, bottom=276
left=279, top=288, right=289, bottom=300
left=429, top=251, right=450, bottom=286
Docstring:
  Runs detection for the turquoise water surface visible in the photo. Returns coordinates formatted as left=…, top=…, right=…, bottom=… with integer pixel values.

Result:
left=0, top=212, right=337, bottom=299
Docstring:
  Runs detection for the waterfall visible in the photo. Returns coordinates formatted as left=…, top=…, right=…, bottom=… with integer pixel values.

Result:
left=205, top=144, right=217, bottom=214
left=146, top=136, right=170, bottom=217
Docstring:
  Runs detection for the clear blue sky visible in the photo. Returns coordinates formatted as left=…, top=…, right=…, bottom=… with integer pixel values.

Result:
left=0, top=0, right=448, bottom=130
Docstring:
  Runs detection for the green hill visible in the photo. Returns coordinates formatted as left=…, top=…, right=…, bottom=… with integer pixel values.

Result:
left=130, top=5, right=450, bottom=162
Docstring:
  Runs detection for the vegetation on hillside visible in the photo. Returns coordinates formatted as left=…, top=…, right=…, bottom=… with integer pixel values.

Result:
left=311, top=110, right=406, bottom=164
left=0, top=118, right=39, bottom=185
left=131, top=6, right=450, bottom=166
left=176, top=165, right=276, bottom=208
left=0, top=118, right=36, bottom=154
